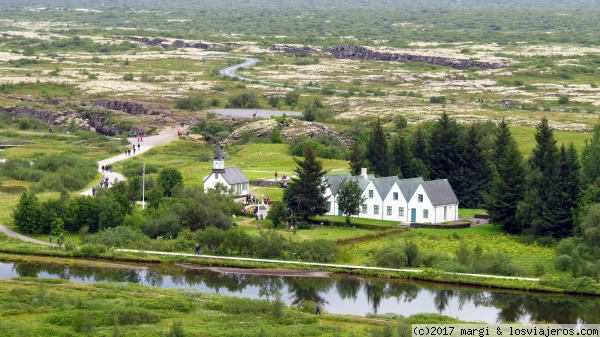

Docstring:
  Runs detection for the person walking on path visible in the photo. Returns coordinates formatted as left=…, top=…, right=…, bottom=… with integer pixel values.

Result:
left=195, top=244, right=201, bottom=255
left=49, top=235, right=53, bottom=243
left=274, top=171, right=278, bottom=182
left=315, top=302, right=322, bottom=315
left=137, top=144, right=140, bottom=151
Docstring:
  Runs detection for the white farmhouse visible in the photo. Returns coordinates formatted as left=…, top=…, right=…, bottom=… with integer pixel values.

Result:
left=324, top=168, right=459, bottom=224
left=203, top=145, right=250, bottom=196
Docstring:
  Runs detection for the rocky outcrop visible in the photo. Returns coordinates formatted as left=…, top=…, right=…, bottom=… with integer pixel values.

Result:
left=223, top=119, right=353, bottom=146
left=270, top=44, right=320, bottom=54
left=0, top=106, right=122, bottom=135
left=92, top=99, right=158, bottom=115
left=113, top=35, right=240, bottom=50
left=324, top=44, right=503, bottom=70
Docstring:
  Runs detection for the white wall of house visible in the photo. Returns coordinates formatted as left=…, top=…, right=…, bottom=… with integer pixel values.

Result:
left=381, top=183, right=409, bottom=222
left=360, top=181, right=382, bottom=219
left=407, top=184, right=434, bottom=223
left=230, top=182, right=249, bottom=196
left=432, top=204, right=458, bottom=223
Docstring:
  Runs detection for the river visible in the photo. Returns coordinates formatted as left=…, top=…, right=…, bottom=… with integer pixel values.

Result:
left=1, top=261, right=599, bottom=324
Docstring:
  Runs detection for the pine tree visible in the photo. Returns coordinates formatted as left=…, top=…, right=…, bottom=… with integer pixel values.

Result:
left=542, top=144, right=580, bottom=238
left=411, top=126, right=429, bottom=164
left=283, top=146, right=329, bottom=221
left=454, top=125, right=492, bottom=208
left=428, top=112, right=464, bottom=181
left=348, top=142, right=365, bottom=176
left=491, top=119, right=512, bottom=170
left=581, top=117, right=600, bottom=185
left=366, top=117, right=390, bottom=177
left=517, top=117, right=560, bottom=236
left=486, top=142, right=526, bottom=233
left=392, top=132, right=413, bottom=178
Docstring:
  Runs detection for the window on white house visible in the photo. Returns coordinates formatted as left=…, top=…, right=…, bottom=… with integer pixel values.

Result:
left=399, top=207, right=404, bottom=216
left=374, top=205, right=379, bottom=214
left=387, top=206, right=392, bottom=215
left=215, top=173, right=218, bottom=179
left=444, top=206, right=447, bottom=220
left=423, top=209, right=429, bottom=219
left=393, top=192, right=398, bottom=200
left=326, top=202, right=331, bottom=211
left=369, top=190, right=374, bottom=198
left=361, top=204, right=367, bottom=213
left=418, top=194, right=423, bottom=202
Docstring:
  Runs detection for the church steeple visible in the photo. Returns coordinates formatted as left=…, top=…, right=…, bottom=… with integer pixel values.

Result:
left=213, top=145, right=225, bottom=172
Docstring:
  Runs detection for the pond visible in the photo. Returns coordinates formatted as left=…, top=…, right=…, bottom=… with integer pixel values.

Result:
left=1, top=260, right=598, bottom=325
left=207, top=108, right=301, bottom=118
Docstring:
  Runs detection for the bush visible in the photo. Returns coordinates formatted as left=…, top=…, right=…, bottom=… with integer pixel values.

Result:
left=85, top=226, right=151, bottom=248
left=558, top=95, right=570, bottom=104
left=404, top=242, right=420, bottom=266
left=296, top=221, right=311, bottom=229
left=122, top=73, right=134, bottom=81
left=176, top=95, right=206, bottom=111
left=228, top=93, right=260, bottom=108
left=287, top=239, right=339, bottom=262
left=554, top=254, right=572, bottom=271
left=429, top=96, right=447, bottom=104
left=78, top=244, right=108, bottom=257
left=372, top=244, right=408, bottom=268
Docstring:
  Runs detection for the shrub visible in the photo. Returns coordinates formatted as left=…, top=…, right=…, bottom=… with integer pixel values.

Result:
left=558, top=95, right=570, bottom=104
left=78, top=244, right=107, bottom=257
left=85, top=226, right=150, bottom=248
left=404, top=242, right=420, bottom=266
left=228, top=93, right=260, bottom=108
left=288, top=239, right=339, bottom=262
left=122, top=73, right=134, bottom=81
left=554, top=254, right=572, bottom=271
left=555, top=237, right=576, bottom=255
left=429, top=96, right=446, bottom=104
left=296, top=221, right=311, bottom=229
left=455, top=241, right=471, bottom=264
left=168, top=320, right=186, bottom=337
left=176, top=95, right=206, bottom=111
left=372, top=244, right=408, bottom=268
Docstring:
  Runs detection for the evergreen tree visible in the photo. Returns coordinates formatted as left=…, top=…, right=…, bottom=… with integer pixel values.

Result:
left=486, top=142, right=526, bottom=233
left=542, top=144, right=580, bottom=238
left=366, top=117, right=390, bottom=177
left=491, top=119, right=512, bottom=170
left=454, top=125, right=492, bottom=208
left=517, top=117, right=560, bottom=235
left=283, top=146, right=329, bottom=221
left=581, top=118, right=600, bottom=184
left=337, top=178, right=366, bottom=227
left=411, top=126, right=429, bottom=164
left=348, top=142, right=365, bottom=176
left=392, top=132, right=413, bottom=178
left=428, top=112, right=464, bottom=181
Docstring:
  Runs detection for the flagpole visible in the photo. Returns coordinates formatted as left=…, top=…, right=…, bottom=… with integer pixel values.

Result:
left=142, top=163, right=145, bottom=210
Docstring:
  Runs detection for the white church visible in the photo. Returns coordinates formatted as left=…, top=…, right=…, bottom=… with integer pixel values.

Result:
left=324, top=168, right=459, bottom=224
left=203, top=145, right=250, bottom=196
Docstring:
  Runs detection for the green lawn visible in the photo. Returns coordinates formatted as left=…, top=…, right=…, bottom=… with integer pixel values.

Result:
left=458, top=208, right=487, bottom=217
left=237, top=219, right=381, bottom=242
left=314, top=215, right=399, bottom=226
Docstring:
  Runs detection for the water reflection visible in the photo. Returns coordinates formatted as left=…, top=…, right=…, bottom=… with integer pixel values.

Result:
left=2, top=261, right=600, bottom=324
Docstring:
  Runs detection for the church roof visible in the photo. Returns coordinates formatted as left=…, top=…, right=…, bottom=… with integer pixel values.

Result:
left=213, top=145, right=226, bottom=160
left=221, top=166, right=249, bottom=184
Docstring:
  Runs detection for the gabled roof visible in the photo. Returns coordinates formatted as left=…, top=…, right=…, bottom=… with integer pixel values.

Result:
left=324, top=173, right=351, bottom=196
left=422, top=179, right=459, bottom=206
left=397, top=177, right=423, bottom=202
left=371, top=176, right=400, bottom=200
left=221, top=166, right=249, bottom=184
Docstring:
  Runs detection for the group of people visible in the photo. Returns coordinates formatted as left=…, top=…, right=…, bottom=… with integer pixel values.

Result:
left=49, top=234, right=71, bottom=246
left=125, top=144, right=141, bottom=156
left=98, top=177, right=110, bottom=189
left=101, top=165, right=113, bottom=173
left=177, top=129, right=189, bottom=137
left=246, top=195, right=271, bottom=205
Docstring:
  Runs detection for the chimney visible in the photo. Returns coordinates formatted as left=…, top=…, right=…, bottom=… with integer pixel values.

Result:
left=361, top=167, right=368, bottom=178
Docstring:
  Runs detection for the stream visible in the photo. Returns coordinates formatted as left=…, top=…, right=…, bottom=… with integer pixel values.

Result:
left=1, top=260, right=599, bottom=324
